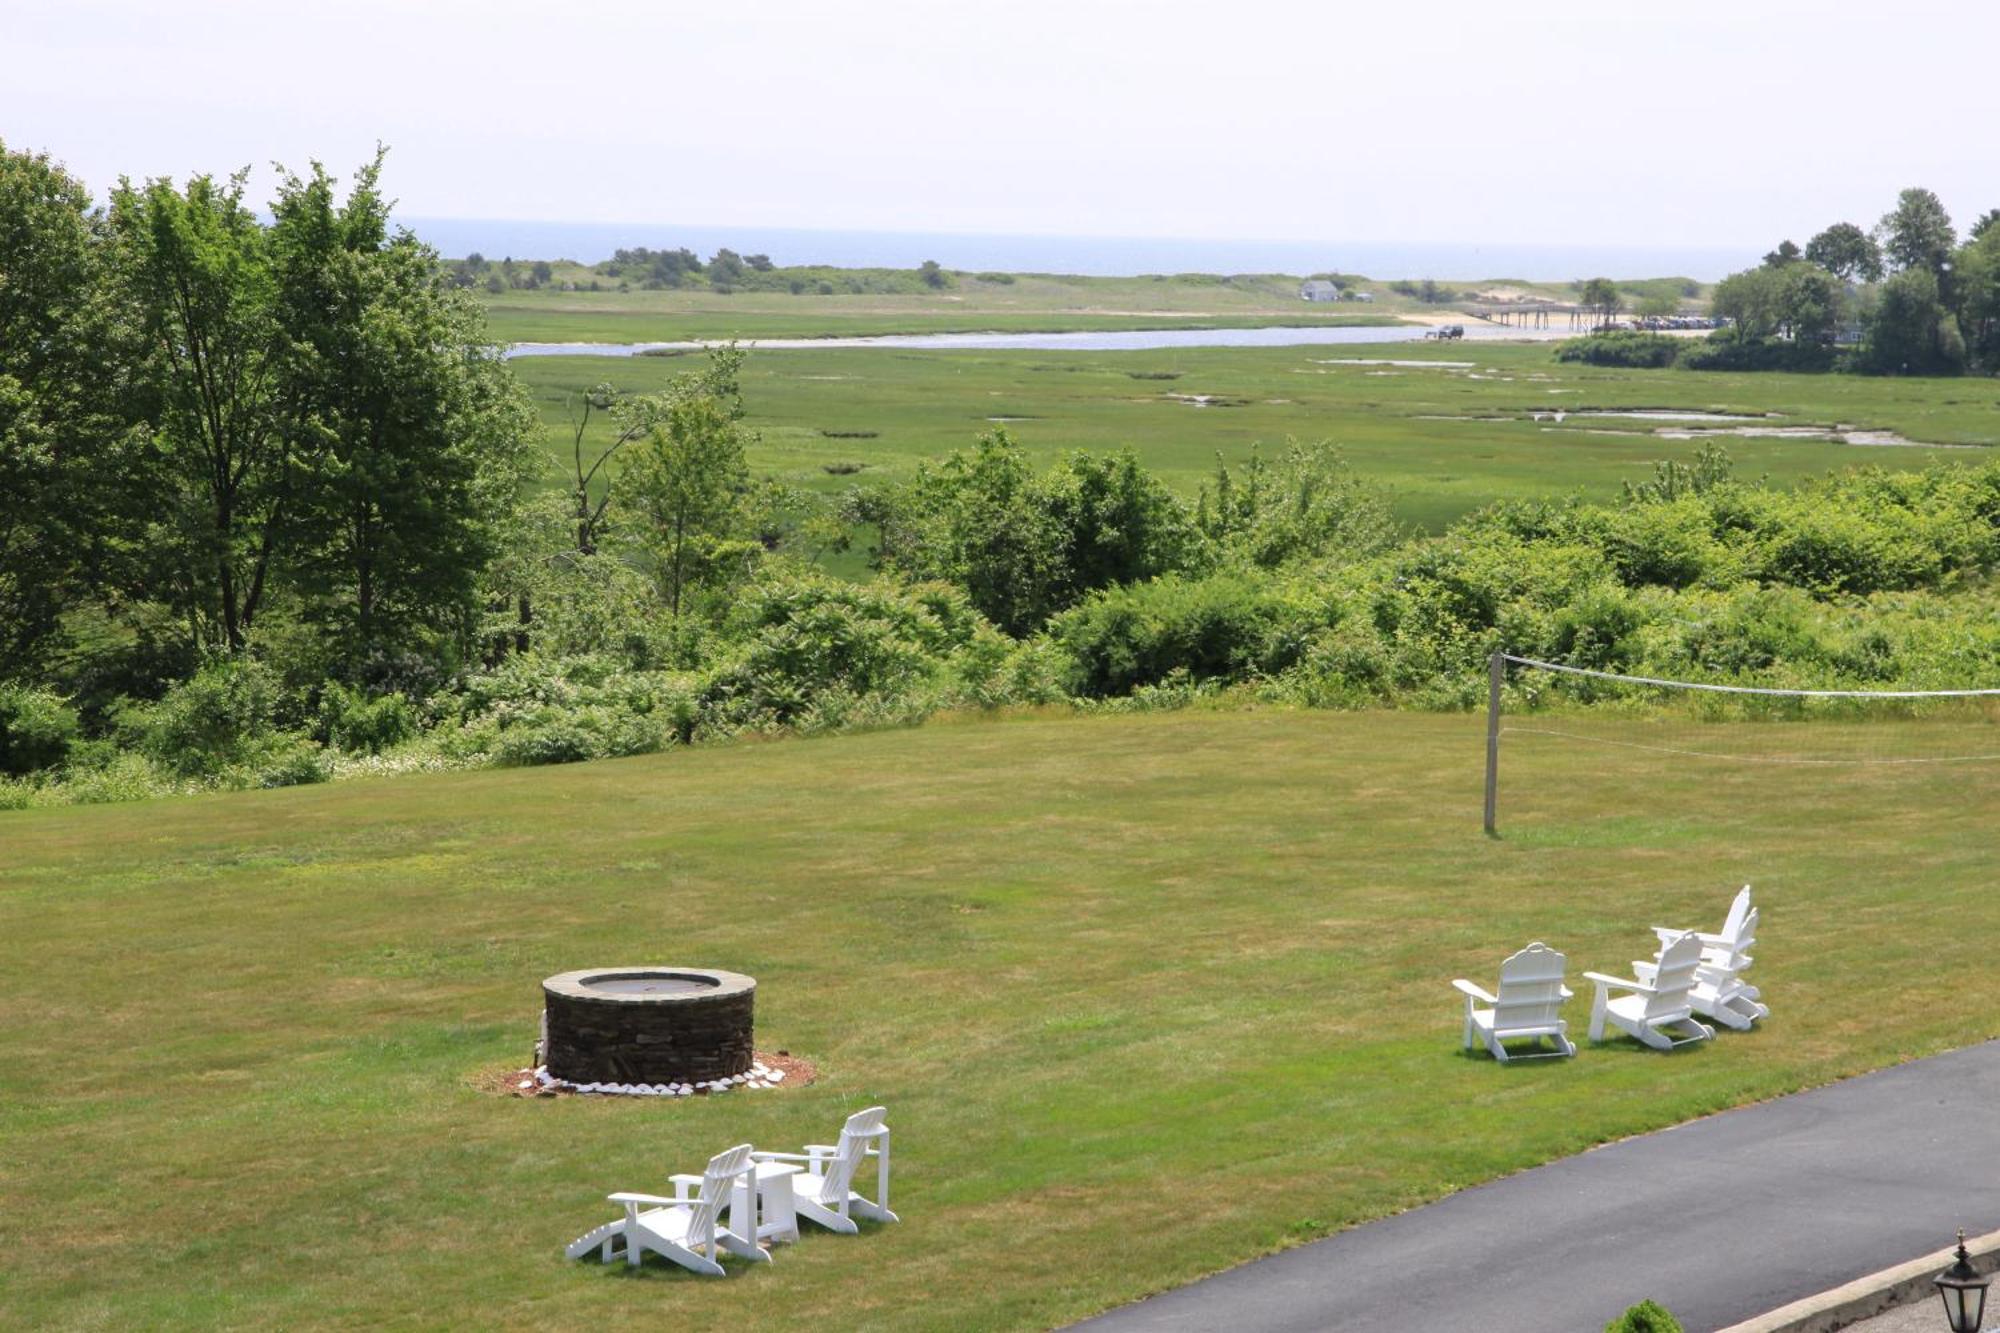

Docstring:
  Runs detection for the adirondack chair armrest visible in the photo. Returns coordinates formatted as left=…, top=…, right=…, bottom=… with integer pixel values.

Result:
left=1450, top=978, right=1498, bottom=1004
left=1650, top=926, right=1693, bottom=945
left=1559, top=985, right=1574, bottom=999
left=608, top=1191, right=683, bottom=1207
left=1582, top=970, right=1655, bottom=995
left=802, top=1144, right=839, bottom=1157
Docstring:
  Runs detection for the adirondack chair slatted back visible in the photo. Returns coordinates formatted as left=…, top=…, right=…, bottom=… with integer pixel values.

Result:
left=1645, top=933, right=1705, bottom=1019
left=687, top=1143, right=755, bottom=1249
left=1491, top=942, right=1568, bottom=1034
left=821, top=1106, right=890, bottom=1203
left=1720, top=886, right=1753, bottom=944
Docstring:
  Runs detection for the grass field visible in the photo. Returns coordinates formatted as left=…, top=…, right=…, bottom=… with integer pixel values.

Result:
left=512, top=341, right=2000, bottom=533
left=479, top=270, right=1427, bottom=343
left=4, top=709, right=1995, bottom=1329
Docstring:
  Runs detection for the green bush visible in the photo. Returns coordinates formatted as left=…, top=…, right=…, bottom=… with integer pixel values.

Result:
left=132, top=659, right=280, bottom=777
left=1053, top=572, right=1329, bottom=697
left=0, top=685, right=80, bottom=775
left=1605, top=1299, right=1682, bottom=1333
left=250, top=737, right=332, bottom=788
left=1554, top=331, right=1683, bottom=367
left=1678, top=333, right=1837, bottom=372
left=316, top=683, right=418, bottom=754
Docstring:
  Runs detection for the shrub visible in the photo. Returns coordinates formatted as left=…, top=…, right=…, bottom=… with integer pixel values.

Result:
left=1553, top=331, right=1683, bottom=368
left=1605, top=1299, right=1682, bottom=1333
left=493, top=712, right=603, bottom=767
left=0, top=685, right=80, bottom=775
left=708, top=574, right=969, bottom=725
left=1678, top=334, right=1836, bottom=372
left=250, top=737, right=332, bottom=788
left=133, top=659, right=280, bottom=777
left=316, top=683, right=418, bottom=754
left=1053, top=572, right=1329, bottom=696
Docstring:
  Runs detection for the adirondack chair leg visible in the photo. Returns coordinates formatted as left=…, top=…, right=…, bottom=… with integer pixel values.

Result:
left=1588, top=985, right=1609, bottom=1042
left=1462, top=998, right=1477, bottom=1052
left=850, top=1197, right=900, bottom=1224
left=795, top=1197, right=861, bottom=1235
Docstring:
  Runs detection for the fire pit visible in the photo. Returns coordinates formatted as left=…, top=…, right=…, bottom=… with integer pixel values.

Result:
left=541, top=967, right=755, bottom=1086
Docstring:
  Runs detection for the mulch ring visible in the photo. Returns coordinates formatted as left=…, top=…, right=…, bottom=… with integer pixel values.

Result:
left=473, top=1050, right=818, bottom=1099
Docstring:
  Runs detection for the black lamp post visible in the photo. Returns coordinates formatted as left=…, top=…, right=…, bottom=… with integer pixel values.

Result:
left=1937, top=1229, right=1991, bottom=1333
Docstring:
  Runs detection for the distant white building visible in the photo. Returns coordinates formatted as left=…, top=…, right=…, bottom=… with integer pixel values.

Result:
left=1299, top=279, right=1342, bottom=302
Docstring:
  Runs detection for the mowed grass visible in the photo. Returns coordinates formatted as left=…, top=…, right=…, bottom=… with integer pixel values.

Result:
left=2, top=709, right=1995, bottom=1329
left=481, top=271, right=1410, bottom=343
left=513, top=342, right=2000, bottom=532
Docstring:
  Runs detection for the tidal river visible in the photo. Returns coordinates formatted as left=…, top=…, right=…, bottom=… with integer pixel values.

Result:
left=505, top=322, right=1578, bottom=358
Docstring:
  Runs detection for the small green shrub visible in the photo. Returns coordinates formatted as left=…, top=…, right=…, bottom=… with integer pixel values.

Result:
left=0, top=685, right=80, bottom=775
left=1605, top=1299, right=1683, bottom=1333
left=251, top=738, right=331, bottom=788
left=1053, top=572, right=1328, bottom=697
left=1554, top=332, right=1683, bottom=367
left=1678, top=334, right=1837, bottom=372
left=317, top=684, right=418, bottom=754
left=133, top=659, right=280, bottom=777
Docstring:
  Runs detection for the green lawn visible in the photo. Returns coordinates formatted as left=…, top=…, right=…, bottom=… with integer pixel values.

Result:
left=3, top=709, right=1995, bottom=1329
left=512, top=341, right=2000, bottom=533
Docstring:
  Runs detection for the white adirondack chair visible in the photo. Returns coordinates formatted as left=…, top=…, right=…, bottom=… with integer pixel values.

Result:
left=1638, top=885, right=1768, bottom=1030
left=751, top=1106, right=899, bottom=1234
left=1584, top=931, right=1716, bottom=1051
left=1451, top=941, right=1577, bottom=1062
left=564, top=1143, right=771, bottom=1275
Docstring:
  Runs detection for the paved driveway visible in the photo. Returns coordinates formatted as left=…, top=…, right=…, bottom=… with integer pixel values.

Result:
left=1076, top=1041, right=2000, bottom=1333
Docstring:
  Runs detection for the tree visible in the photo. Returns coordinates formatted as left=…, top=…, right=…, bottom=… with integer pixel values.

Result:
left=1579, top=277, right=1621, bottom=324
left=1804, top=222, right=1884, bottom=283
left=745, top=253, right=773, bottom=272
left=109, top=168, right=293, bottom=653
left=1878, top=187, right=1956, bottom=281
left=268, top=157, right=536, bottom=656
left=1777, top=264, right=1844, bottom=344
left=530, top=259, right=553, bottom=286
left=1972, top=209, right=2000, bottom=242
left=1709, top=266, right=1785, bottom=338
left=708, top=247, right=745, bottom=290
left=0, top=142, right=143, bottom=677
left=1952, top=226, right=2000, bottom=369
left=878, top=430, right=1204, bottom=634
left=1761, top=239, right=1802, bottom=268
left=918, top=258, right=947, bottom=290
left=1857, top=268, right=1963, bottom=375
left=613, top=350, right=757, bottom=616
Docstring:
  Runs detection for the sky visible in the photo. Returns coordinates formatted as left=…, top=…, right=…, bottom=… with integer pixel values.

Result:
left=6, top=0, right=1996, bottom=252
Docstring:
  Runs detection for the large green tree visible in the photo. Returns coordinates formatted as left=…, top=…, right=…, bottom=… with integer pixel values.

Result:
left=268, top=157, right=535, bottom=657
left=109, top=170, right=296, bottom=653
left=1805, top=222, right=1884, bottom=283
left=0, top=143, right=142, bottom=676
left=1878, top=187, right=1956, bottom=283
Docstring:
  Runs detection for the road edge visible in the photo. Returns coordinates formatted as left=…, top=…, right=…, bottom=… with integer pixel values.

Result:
left=1717, top=1228, right=2000, bottom=1333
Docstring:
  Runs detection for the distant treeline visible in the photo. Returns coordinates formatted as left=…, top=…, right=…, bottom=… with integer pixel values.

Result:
left=1564, top=187, right=2000, bottom=375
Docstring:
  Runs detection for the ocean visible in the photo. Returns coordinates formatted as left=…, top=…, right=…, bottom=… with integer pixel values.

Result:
left=401, top=218, right=1755, bottom=283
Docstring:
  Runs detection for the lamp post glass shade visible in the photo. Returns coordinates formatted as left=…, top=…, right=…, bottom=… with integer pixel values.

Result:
left=1937, top=1231, right=1991, bottom=1333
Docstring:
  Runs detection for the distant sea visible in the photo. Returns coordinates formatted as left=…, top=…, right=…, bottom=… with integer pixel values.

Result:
left=402, top=218, right=1754, bottom=283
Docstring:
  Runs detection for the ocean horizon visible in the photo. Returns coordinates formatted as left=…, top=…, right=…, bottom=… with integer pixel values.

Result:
left=401, top=218, right=1756, bottom=283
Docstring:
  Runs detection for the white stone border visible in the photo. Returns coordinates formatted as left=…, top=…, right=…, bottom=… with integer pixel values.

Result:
left=515, top=1061, right=787, bottom=1098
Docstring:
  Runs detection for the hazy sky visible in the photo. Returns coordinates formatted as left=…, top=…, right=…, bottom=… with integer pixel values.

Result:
left=7, top=0, right=1995, bottom=248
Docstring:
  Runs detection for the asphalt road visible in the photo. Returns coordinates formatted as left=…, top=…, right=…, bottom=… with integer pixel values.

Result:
left=1075, top=1040, right=2000, bottom=1333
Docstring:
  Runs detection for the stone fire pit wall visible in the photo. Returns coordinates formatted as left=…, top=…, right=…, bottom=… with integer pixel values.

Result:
left=541, top=968, right=755, bottom=1085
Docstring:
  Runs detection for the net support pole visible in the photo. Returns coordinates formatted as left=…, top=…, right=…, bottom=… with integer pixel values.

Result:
left=1483, top=650, right=1504, bottom=836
